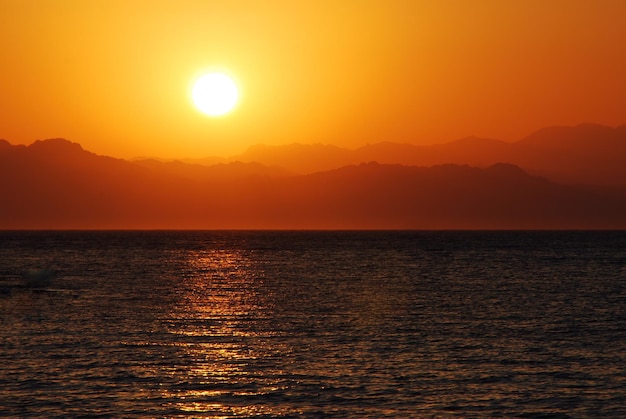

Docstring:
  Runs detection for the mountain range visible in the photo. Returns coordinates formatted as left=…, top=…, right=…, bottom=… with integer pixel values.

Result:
left=224, top=123, right=626, bottom=186
left=1, top=123, right=625, bottom=229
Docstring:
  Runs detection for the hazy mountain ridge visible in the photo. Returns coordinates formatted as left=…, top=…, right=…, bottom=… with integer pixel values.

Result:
left=229, top=123, right=626, bottom=185
left=1, top=135, right=625, bottom=229
left=133, top=159, right=292, bottom=181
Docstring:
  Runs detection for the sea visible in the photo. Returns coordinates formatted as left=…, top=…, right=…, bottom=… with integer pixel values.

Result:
left=0, top=231, right=625, bottom=418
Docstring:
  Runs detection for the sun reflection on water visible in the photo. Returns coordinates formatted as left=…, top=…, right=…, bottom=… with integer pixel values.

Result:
left=159, top=248, right=292, bottom=417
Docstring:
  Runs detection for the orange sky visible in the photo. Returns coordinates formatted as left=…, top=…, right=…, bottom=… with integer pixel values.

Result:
left=2, top=0, right=625, bottom=159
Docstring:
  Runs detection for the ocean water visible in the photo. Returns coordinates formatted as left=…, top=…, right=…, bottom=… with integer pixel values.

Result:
left=0, top=231, right=625, bottom=418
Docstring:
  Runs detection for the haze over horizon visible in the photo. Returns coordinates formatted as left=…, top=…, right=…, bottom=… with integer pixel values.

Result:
left=3, top=121, right=626, bottom=162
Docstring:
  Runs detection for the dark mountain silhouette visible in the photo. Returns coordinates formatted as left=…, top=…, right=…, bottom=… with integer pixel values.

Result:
left=0, top=139, right=13, bottom=151
left=1, top=137, right=624, bottom=229
left=230, top=123, right=626, bottom=185
left=0, top=139, right=183, bottom=228
left=266, top=162, right=625, bottom=229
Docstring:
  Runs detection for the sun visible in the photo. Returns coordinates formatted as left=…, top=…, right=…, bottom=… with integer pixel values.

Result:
left=191, top=72, right=239, bottom=116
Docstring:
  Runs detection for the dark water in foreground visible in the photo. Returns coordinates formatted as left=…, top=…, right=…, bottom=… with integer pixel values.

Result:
left=0, top=231, right=625, bottom=418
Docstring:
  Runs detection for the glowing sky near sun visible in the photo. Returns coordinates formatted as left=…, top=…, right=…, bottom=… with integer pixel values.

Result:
left=1, top=0, right=626, bottom=158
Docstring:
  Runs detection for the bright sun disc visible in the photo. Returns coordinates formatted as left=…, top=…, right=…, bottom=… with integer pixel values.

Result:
left=192, top=72, right=239, bottom=116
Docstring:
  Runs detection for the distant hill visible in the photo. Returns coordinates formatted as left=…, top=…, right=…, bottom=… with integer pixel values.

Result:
left=133, top=159, right=292, bottom=182
left=234, top=143, right=353, bottom=174
left=230, top=123, right=626, bottom=185
left=1, top=138, right=624, bottom=229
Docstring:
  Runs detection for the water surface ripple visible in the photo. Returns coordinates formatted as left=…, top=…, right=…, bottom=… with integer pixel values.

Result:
left=1, top=231, right=625, bottom=417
